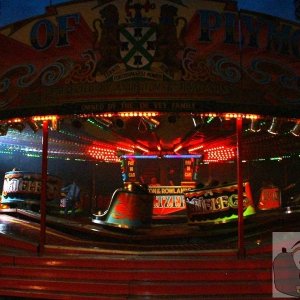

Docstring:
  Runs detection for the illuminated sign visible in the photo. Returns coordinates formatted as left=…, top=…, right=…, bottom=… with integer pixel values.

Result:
left=1, top=171, right=62, bottom=204
left=126, top=159, right=136, bottom=180
left=183, top=158, right=194, bottom=181
left=149, top=185, right=194, bottom=215
left=258, top=187, right=281, bottom=210
left=184, top=182, right=256, bottom=223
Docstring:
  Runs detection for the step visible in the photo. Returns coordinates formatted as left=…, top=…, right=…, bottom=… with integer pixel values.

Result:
left=0, top=266, right=271, bottom=282
left=5, top=256, right=272, bottom=270
left=0, top=289, right=289, bottom=300
left=0, top=278, right=272, bottom=297
left=0, top=254, right=274, bottom=299
left=0, top=288, right=123, bottom=300
left=0, top=278, right=128, bottom=295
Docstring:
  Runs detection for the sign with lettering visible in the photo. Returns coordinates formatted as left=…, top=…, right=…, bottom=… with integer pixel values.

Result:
left=183, top=158, right=194, bottom=181
left=126, top=158, right=137, bottom=181
left=0, top=0, right=299, bottom=118
left=184, top=182, right=256, bottom=223
left=149, top=185, right=194, bottom=215
left=1, top=171, right=62, bottom=204
left=258, top=187, right=281, bottom=210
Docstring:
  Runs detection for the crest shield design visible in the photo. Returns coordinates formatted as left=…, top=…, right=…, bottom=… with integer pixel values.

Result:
left=120, top=25, right=156, bottom=69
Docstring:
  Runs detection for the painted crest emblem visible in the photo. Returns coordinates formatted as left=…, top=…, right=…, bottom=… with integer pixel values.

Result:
left=92, top=0, right=187, bottom=81
left=120, top=25, right=156, bottom=69
left=120, top=0, right=156, bottom=69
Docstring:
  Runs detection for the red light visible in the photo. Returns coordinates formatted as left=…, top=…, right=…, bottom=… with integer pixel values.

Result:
left=87, top=146, right=118, bottom=162
left=204, top=146, right=236, bottom=162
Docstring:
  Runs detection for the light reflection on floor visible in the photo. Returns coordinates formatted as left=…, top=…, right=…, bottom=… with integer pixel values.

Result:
left=1, top=209, right=300, bottom=254
left=0, top=222, right=9, bottom=234
left=0, top=214, right=81, bottom=245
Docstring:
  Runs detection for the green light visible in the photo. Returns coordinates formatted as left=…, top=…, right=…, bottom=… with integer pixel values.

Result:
left=87, top=118, right=106, bottom=130
left=270, top=157, right=282, bottom=161
left=197, top=205, right=256, bottom=224
left=0, top=150, right=13, bottom=155
left=206, top=117, right=214, bottom=124
left=25, top=153, right=41, bottom=158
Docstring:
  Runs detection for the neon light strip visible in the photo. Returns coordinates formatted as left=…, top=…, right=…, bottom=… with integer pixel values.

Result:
left=135, top=145, right=149, bottom=153
left=174, top=144, right=183, bottom=152
left=164, top=155, right=202, bottom=159
left=121, top=155, right=158, bottom=159
left=121, top=155, right=202, bottom=159
left=188, top=145, right=203, bottom=152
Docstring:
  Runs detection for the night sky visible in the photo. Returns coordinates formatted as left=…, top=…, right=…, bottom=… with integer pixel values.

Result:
left=0, top=0, right=297, bottom=28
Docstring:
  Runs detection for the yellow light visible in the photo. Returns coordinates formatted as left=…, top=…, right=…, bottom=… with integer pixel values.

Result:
left=7, top=118, right=22, bottom=123
left=246, top=114, right=259, bottom=119
left=98, top=113, right=113, bottom=118
left=117, top=146, right=134, bottom=153
left=174, top=144, right=183, bottom=153
left=188, top=145, right=203, bottom=152
left=135, top=145, right=149, bottom=153
left=32, top=115, right=57, bottom=121
left=118, top=112, right=159, bottom=118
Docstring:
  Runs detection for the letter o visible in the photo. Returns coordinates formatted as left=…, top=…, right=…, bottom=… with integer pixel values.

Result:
left=31, top=19, right=55, bottom=50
